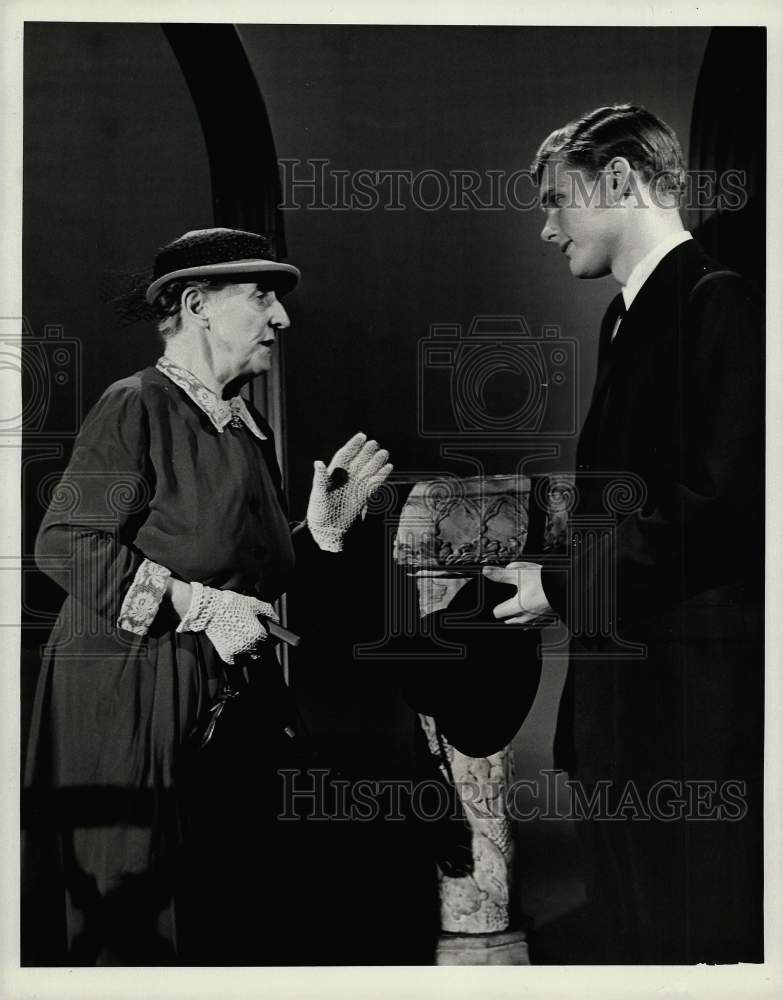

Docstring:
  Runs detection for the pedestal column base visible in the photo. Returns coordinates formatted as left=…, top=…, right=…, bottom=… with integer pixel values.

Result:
left=435, top=927, right=530, bottom=966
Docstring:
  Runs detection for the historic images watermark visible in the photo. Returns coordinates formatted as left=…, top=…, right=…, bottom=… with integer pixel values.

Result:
left=418, top=315, right=578, bottom=439
left=7, top=316, right=87, bottom=640
left=277, top=768, right=750, bottom=823
left=1, top=317, right=83, bottom=439
left=352, top=310, right=647, bottom=661
left=279, top=159, right=749, bottom=213
left=8, top=316, right=152, bottom=652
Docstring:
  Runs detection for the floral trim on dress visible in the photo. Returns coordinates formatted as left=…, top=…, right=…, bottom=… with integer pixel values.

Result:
left=156, top=356, right=267, bottom=439
left=117, top=558, right=172, bottom=635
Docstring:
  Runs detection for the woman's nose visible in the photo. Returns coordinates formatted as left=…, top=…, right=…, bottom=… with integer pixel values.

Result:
left=268, top=295, right=291, bottom=330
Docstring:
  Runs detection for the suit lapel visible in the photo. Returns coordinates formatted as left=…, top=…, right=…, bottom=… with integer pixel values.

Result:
left=576, top=293, right=624, bottom=469
left=588, top=292, right=625, bottom=405
left=576, top=240, right=711, bottom=471
left=610, top=238, right=712, bottom=357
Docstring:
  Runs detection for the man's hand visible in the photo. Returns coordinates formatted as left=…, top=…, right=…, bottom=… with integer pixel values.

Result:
left=306, top=432, right=393, bottom=552
left=482, top=561, right=556, bottom=626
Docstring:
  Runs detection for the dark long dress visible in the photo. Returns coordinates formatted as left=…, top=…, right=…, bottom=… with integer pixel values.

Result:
left=22, top=364, right=311, bottom=965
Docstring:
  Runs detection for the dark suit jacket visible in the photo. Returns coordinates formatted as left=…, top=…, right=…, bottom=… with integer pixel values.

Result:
left=541, top=238, right=764, bottom=789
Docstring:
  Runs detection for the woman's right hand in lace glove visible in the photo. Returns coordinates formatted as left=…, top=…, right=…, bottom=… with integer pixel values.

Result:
left=174, top=581, right=279, bottom=665
left=306, top=432, right=393, bottom=552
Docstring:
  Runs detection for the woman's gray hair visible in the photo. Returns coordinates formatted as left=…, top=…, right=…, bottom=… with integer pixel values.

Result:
left=153, top=278, right=231, bottom=339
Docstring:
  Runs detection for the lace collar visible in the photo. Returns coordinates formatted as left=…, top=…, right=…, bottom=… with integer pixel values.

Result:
left=155, top=356, right=267, bottom=439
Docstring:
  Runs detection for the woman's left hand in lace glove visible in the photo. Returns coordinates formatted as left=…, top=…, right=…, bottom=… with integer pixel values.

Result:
left=306, top=432, right=393, bottom=552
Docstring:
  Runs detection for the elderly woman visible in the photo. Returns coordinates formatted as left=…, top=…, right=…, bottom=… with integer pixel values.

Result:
left=22, top=227, right=392, bottom=966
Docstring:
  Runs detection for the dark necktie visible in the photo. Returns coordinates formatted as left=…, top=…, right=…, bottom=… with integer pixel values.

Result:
left=610, top=293, right=627, bottom=345
left=588, top=293, right=626, bottom=406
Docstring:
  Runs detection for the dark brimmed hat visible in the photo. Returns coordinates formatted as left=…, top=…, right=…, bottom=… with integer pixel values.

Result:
left=145, top=227, right=301, bottom=304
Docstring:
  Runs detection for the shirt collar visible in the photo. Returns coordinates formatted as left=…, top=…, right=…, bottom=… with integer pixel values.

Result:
left=621, top=231, right=693, bottom=311
left=156, top=356, right=267, bottom=440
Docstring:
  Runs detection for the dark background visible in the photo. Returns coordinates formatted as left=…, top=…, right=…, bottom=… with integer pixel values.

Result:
left=22, top=23, right=764, bottom=947
left=22, top=25, right=710, bottom=503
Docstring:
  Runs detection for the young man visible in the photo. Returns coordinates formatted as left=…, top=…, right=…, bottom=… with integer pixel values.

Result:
left=484, top=105, right=764, bottom=963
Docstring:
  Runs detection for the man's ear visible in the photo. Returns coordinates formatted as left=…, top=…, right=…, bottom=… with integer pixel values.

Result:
left=181, top=285, right=209, bottom=325
left=606, top=156, right=634, bottom=205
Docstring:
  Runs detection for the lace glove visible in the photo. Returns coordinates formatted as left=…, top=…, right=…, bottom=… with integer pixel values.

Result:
left=306, top=432, right=393, bottom=552
left=176, top=582, right=280, bottom=665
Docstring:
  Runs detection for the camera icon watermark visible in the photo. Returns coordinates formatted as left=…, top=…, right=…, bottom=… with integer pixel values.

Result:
left=0, top=317, right=83, bottom=439
left=418, top=315, right=578, bottom=439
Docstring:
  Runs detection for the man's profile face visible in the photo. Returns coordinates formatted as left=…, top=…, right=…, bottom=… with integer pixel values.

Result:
left=204, top=281, right=291, bottom=377
left=538, top=154, right=621, bottom=279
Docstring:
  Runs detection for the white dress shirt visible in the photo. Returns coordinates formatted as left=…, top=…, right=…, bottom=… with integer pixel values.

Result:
left=613, top=230, right=693, bottom=339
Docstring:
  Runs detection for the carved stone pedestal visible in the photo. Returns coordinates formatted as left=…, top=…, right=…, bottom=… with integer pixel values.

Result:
left=394, top=474, right=569, bottom=966
left=435, top=928, right=530, bottom=966
left=418, top=713, right=526, bottom=963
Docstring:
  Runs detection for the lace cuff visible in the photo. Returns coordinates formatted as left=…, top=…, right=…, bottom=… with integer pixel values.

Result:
left=307, top=522, right=345, bottom=553
left=117, top=558, right=171, bottom=635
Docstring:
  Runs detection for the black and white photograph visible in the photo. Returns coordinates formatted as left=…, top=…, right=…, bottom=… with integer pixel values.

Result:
left=2, top=3, right=781, bottom=997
